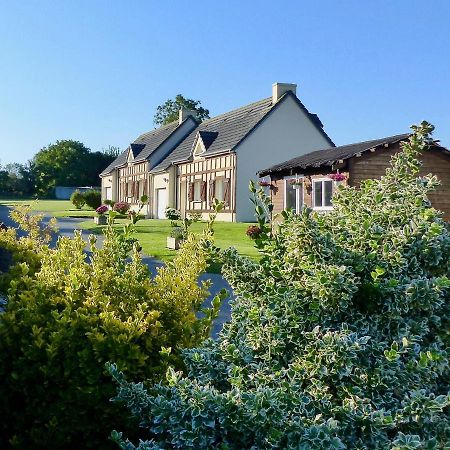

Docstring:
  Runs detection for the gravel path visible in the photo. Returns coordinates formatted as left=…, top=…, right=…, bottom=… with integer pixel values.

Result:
left=0, top=205, right=233, bottom=335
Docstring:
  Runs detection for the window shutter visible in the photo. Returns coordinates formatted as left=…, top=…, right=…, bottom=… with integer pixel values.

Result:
left=188, top=182, right=194, bottom=202
left=223, top=179, right=231, bottom=206
left=125, top=182, right=129, bottom=197
left=209, top=179, right=215, bottom=203
left=201, top=181, right=207, bottom=201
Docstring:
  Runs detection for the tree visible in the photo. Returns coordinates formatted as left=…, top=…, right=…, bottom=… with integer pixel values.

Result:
left=110, top=122, right=449, bottom=449
left=154, top=94, right=210, bottom=126
left=0, top=162, right=34, bottom=196
left=30, top=140, right=116, bottom=197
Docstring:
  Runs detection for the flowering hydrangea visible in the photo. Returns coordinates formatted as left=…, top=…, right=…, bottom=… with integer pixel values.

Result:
left=113, top=201, right=130, bottom=215
left=95, top=205, right=108, bottom=215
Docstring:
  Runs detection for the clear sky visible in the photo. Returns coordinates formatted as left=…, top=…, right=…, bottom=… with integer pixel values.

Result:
left=0, top=0, right=449, bottom=165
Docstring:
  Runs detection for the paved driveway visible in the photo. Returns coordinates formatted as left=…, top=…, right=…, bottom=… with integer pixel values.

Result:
left=0, top=205, right=233, bottom=336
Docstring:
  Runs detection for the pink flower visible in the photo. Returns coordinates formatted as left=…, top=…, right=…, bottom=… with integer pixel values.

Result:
left=113, top=201, right=130, bottom=214
left=258, top=180, right=271, bottom=187
left=328, top=173, right=347, bottom=182
left=96, top=205, right=108, bottom=215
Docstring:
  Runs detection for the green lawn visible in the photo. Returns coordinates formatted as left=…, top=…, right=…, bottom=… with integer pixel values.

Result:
left=0, top=199, right=96, bottom=218
left=0, top=198, right=260, bottom=264
left=80, top=218, right=260, bottom=263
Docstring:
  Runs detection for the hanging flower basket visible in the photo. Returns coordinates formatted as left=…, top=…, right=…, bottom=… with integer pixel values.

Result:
left=288, top=178, right=303, bottom=189
left=258, top=180, right=272, bottom=188
left=328, top=173, right=347, bottom=182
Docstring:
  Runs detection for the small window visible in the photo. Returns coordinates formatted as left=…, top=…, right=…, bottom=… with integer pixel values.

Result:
left=313, top=179, right=333, bottom=209
left=193, top=181, right=202, bottom=201
left=284, top=177, right=303, bottom=212
left=215, top=179, right=225, bottom=201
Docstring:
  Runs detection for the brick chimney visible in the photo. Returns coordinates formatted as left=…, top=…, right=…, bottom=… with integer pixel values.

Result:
left=179, top=108, right=197, bottom=124
left=272, top=82, right=297, bottom=104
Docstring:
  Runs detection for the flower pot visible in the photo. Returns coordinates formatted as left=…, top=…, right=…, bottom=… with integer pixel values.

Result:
left=167, top=236, right=182, bottom=250
left=94, top=215, right=107, bottom=225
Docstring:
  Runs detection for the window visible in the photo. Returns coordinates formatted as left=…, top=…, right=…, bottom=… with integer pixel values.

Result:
left=313, top=179, right=333, bottom=209
left=215, top=179, right=225, bottom=201
left=193, top=181, right=202, bottom=201
left=284, top=176, right=303, bottom=213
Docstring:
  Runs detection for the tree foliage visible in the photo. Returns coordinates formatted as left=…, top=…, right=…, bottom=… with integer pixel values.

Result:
left=0, top=207, right=221, bottom=449
left=110, top=122, right=450, bottom=449
left=153, top=94, right=210, bottom=126
left=31, top=140, right=115, bottom=197
left=0, top=162, right=34, bottom=196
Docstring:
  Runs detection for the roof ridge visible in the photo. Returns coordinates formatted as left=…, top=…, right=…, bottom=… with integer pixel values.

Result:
left=134, top=120, right=179, bottom=141
left=332, top=133, right=410, bottom=150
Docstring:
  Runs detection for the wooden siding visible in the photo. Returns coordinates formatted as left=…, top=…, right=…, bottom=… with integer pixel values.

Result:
left=268, top=144, right=450, bottom=220
left=350, top=144, right=450, bottom=220
left=178, top=153, right=236, bottom=215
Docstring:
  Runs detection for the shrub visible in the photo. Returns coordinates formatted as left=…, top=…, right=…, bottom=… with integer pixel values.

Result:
left=245, top=224, right=262, bottom=239
left=104, top=199, right=116, bottom=208
left=165, top=206, right=181, bottom=226
left=170, top=226, right=185, bottom=240
left=0, top=209, right=221, bottom=449
left=70, top=189, right=86, bottom=209
left=109, top=122, right=450, bottom=449
left=113, top=201, right=130, bottom=215
left=0, top=204, right=56, bottom=294
left=188, top=211, right=202, bottom=222
left=83, top=189, right=102, bottom=209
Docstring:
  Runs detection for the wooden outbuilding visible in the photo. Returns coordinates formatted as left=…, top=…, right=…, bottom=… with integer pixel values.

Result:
left=258, top=134, right=450, bottom=220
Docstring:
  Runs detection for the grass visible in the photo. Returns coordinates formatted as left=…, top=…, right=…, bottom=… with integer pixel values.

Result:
left=0, top=199, right=96, bottom=218
left=81, top=218, right=260, bottom=263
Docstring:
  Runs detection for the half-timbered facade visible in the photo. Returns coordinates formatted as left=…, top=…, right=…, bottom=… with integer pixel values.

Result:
left=100, top=82, right=335, bottom=222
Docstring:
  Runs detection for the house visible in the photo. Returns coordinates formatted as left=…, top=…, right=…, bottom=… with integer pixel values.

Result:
left=258, top=134, right=450, bottom=220
left=100, top=82, right=334, bottom=222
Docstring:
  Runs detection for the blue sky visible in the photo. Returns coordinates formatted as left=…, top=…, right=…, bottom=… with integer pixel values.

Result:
left=0, top=0, right=449, bottom=165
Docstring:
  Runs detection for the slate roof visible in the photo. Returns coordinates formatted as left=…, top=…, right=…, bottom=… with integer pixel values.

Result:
left=258, top=133, right=411, bottom=176
left=150, top=92, right=333, bottom=173
left=100, top=120, right=181, bottom=175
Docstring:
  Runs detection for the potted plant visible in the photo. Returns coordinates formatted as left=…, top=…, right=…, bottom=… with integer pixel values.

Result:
left=94, top=205, right=108, bottom=225
left=167, top=226, right=185, bottom=250
left=113, top=201, right=130, bottom=216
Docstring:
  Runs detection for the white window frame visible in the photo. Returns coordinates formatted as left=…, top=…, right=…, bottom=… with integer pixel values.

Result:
left=312, top=178, right=334, bottom=211
left=284, top=175, right=304, bottom=212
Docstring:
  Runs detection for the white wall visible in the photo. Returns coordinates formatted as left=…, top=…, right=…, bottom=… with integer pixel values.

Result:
left=235, top=95, right=332, bottom=222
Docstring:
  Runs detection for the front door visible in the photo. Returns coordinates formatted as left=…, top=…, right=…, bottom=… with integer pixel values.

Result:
left=156, top=188, right=167, bottom=219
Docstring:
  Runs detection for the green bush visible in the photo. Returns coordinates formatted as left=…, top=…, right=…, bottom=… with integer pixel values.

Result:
left=0, top=205, right=55, bottom=293
left=110, top=122, right=450, bottom=449
left=0, top=210, right=221, bottom=449
left=83, top=189, right=102, bottom=209
left=70, top=189, right=86, bottom=209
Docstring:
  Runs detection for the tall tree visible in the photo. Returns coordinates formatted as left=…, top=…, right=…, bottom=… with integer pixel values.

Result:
left=153, top=94, right=210, bottom=126
left=31, top=140, right=115, bottom=197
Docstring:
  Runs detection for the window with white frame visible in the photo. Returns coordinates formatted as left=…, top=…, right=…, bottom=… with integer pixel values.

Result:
left=214, top=179, right=225, bottom=201
left=313, top=179, right=333, bottom=209
left=193, top=181, right=202, bottom=201
left=284, top=176, right=303, bottom=213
